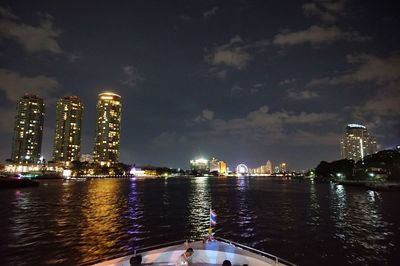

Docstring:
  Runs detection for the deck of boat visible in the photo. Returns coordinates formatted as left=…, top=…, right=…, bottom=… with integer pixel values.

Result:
left=92, top=238, right=294, bottom=266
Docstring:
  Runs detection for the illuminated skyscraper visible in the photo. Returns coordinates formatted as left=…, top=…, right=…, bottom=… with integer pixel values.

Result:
left=279, top=162, right=287, bottom=173
left=208, top=157, right=228, bottom=175
left=265, top=160, right=272, bottom=174
left=209, top=157, right=219, bottom=172
left=218, top=160, right=227, bottom=175
left=340, top=124, right=377, bottom=161
left=190, top=158, right=209, bottom=171
left=11, top=95, right=45, bottom=163
left=53, top=96, right=83, bottom=162
left=93, top=92, right=122, bottom=165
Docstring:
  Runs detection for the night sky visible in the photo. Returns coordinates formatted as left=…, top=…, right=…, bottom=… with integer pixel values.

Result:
left=0, top=0, right=399, bottom=171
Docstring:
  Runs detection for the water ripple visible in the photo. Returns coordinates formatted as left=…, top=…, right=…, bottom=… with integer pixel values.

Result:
left=0, top=177, right=399, bottom=265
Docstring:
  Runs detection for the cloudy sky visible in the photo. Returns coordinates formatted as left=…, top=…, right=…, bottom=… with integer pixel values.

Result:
left=0, top=0, right=399, bottom=170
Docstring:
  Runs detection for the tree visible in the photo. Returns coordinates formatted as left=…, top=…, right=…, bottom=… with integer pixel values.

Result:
left=315, top=159, right=354, bottom=180
left=71, top=160, right=86, bottom=176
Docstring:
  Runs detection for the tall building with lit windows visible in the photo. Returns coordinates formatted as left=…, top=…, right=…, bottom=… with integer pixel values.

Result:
left=279, top=162, right=288, bottom=173
left=190, top=158, right=209, bottom=171
left=11, top=95, right=45, bottom=163
left=218, top=160, right=227, bottom=175
left=53, top=96, right=83, bottom=162
left=265, top=160, right=272, bottom=174
left=340, top=124, right=377, bottom=162
left=93, top=92, right=122, bottom=165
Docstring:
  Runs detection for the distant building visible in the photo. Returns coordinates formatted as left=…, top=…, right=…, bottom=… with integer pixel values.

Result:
left=11, top=95, right=45, bottom=163
left=53, top=96, right=84, bottom=162
left=93, top=92, right=122, bottom=166
left=265, top=160, right=272, bottom=174
left=191, top=157, right=228, bottom=175
left=279, top=162, right=287, bottom=173
left=249, top=160, right=273, bottom=175
left=209, top=157, right=219, bottom=172
left=340, top=124, right=377, bottom=161
left=260, top=164, right=267, bottom=174
left=80, top=153, right=94, bottom=163
left=218, top=160, right=227, bottom=175
left=190, top=158, right=209, bottom=172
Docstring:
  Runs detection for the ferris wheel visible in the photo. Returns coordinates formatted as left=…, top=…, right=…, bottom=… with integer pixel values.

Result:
left=236, top=164, right=249, bottom=175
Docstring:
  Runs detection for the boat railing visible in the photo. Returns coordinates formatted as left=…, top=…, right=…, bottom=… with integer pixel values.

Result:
left=216, top=237, right=297, bottom=266
left=78, top=237, right=297, bottom=266
left=133, top=239, right=194, bottom=254
left=77, top=238, right=194, bottom=266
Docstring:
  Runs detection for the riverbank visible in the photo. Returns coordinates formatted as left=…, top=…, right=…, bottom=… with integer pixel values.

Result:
left=336, top=180, right=400, bottom=191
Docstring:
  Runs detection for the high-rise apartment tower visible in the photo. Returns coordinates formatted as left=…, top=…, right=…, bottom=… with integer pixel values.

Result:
left=53, top=96, right=84, bottom=162
left=11, top=95, right=45, bottom=163
left=93, top=92, right=122, bottom=165
left=340, top=124, right=377, bottom=161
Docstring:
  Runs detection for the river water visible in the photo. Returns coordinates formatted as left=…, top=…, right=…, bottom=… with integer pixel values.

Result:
left=0, top=177, right=399, bottom=265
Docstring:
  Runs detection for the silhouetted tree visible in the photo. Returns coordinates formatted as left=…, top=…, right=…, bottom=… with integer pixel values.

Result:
left=315, top=159, right=354, bottom=180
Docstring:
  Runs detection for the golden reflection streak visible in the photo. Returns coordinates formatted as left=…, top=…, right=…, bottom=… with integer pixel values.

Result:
left=80, top=179, right=120, bottom=262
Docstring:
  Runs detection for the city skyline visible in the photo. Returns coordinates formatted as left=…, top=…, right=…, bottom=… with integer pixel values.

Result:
left=0, top=1, right=399, bottom=170
left=7, top=93, right=291, bottom=171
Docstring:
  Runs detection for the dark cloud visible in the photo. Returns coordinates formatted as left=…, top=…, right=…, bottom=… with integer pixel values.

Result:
left=0, top=107, right=14, bottom=133
left=120, top=65, right=143, bottom=88
left=287, top=88, right=319, bottom=100
left=180, top=14, right=192, bottom=21
left=194, top=109, right=215, bottom=122
left=0, top=6, right=18, bottom=20
left=207, top=106, right=338, bottom=145
left=302, top=0, right=346, bottom=22
left=352, top=81, right=400, bottom=121
left=205, top=36, right=252, bottom=71
left=204, top=35, right=270, bottom=78
left=203, top=6, right=219, bottom=18
left=230, top=85, right=244, bottom=96
left=0, top=69, right=59, bottom=101
left=152, top=131, right=188, bottom=148
left=278, top=79, right=296, bottom=86
left=0, top=6, right=63, bottom=53
left=250, top=88, right=259, bottom=94
left=273, top=25, right=369, bottom=45
left=307, top=52, right=400, bottom=86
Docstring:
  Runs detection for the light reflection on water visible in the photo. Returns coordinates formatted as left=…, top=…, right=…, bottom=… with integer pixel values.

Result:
left=126, top=179, right=145, bottom=242
left=330, top=183, right=395, bottom=264
left=0, top=177, right=399, bottom=266
left=188, top=177, right=210, bottom=237
left=79, top=179, right=120, bottom=262
left=308, top=181, right=320, bottom=229
left=235, top=177, right=255, bottom=239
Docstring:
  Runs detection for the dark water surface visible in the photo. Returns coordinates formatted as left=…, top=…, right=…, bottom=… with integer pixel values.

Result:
left=0, top=177, right=399, bottom=265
